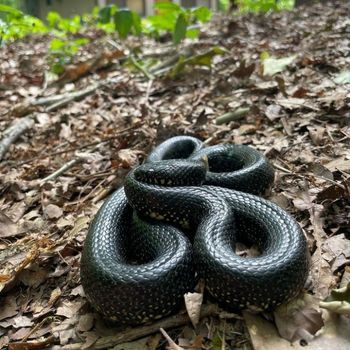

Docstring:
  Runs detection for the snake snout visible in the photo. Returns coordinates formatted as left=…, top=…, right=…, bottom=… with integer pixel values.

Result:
left=134, top=159, right=207, bottom=187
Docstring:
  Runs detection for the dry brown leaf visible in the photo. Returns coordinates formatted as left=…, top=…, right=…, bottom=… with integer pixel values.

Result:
left=324, top=158, right=350, bottom=172
left=56, top=301, right=83, bottom=318
left=232, top=60, right=255, bottom=78
left=265, top=104, right=282, bottom=121
left=322, top=234, right=350, bottom=273
left=274, top=295, right=324, bottom=342
left=18, top=265, right=49, bottom=288
left=0, top=210, right=18, bottom=238
left=0, top=295, right=18, bottom=321
left=307, top=126, right=325, bottom=146
left=184, top=291, right=203, bottom=327
left=43, top=204, right=63, bottom=219
left=77, top=313, right=94, bottom=332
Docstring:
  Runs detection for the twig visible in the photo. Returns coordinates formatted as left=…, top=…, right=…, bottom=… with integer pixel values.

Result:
left=45, top=83, right=101, bottom=112
left=0, top=76, right=124, bottom=162
left=0, top=116, right=34, bottom=161
left=49, top=304, right=218, bottom=350
left=40, top=158, right=83, bottom=183
left=216, top=108, right=250, bottom=125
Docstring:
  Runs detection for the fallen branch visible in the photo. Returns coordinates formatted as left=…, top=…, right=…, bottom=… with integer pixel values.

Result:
left=49, top=304, right=218, bottom=350
left=0, top=116, right=35, bottom=161
left=0, top=75, right=124, bottom=162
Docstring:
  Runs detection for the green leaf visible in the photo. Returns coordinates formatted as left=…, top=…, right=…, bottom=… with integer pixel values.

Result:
left=334, top=70, right=350, bottom=84
left=154, top=2, right=182, bottom=13
left=49, top=38, right=66, bottom=51
left=132, top=11, right=142, bottom=35
left=46, top=11, right=61, bottom=27
left=192, top=6, right=212, bottom=23
left=146, top=13, right=176, bottom=31
left=262, top=55, right=296, bottom=76
left=173, top=13, right=187, bottom=45
left=186, top=27, right=200, bottom=39
left=73, top=38, right=89, bottom=46
left=0, top=4, right=22, bottom=16
left=114, top=9, right=133, bottom=39
left=98, top=5, right=117, bottom=24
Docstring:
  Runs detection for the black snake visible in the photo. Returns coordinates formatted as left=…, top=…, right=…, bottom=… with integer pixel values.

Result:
left=80, top=136, right=309, bottom=324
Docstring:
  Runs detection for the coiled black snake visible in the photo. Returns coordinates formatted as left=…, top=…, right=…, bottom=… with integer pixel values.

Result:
left=80, top=136, right=309, bottom=324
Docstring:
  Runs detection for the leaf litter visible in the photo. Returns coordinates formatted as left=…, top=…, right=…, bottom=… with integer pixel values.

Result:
left=1, top=1, right=350, bottom=349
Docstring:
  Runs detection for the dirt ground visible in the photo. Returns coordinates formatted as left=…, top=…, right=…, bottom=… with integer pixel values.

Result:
left=0, top=1, right=350, bottom=349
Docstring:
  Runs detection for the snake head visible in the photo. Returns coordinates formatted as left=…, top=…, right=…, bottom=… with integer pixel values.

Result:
left=133, top=159, right=207, bottom=187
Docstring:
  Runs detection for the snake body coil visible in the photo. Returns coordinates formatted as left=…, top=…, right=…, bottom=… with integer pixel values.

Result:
left=81, top=136, right=309, bottom=324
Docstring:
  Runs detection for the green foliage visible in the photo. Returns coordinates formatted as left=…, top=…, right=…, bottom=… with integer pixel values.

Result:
left=48, top=37, right=89, bottom=74
left=47, top=12, right=82, bottom=33
left=236, top=0, right=294, bottom=12
left=173, top=13, right=187, bottom=45
left=171, top=46, right=227, bottom=76
left=145, top=2, right=212, bottom=44
left=0, top=4, right=47, bottom=42
left=96, top=5, right=141, bottom=37
left=114, top=9, right=134, bottom=38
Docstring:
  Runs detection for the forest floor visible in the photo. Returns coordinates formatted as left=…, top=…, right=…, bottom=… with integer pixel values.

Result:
left=0, top=1, right=350, bottom=349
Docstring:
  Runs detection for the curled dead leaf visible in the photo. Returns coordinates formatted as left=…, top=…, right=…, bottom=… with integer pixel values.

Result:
left=184, top=291, right=203, bottom=327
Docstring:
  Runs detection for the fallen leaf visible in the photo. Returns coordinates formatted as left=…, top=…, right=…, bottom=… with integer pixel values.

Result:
left=13, top=315, right=33, bottom=328
left=265, top=104, right=282, bottom=121
left=334, top=70, right=350, bottom=84
left=56, top=301, right=83, bottom=318
left=0, top=210, right=18, bottom=238
left=262, top=54, right=296, bottom=76
left=232, top=60, right=255, bottom=78
left=274, top=295, right=324, bottom=342
left=276, top=97, right=319, bottom=111
left=77, top=313, right=94, bottom=332
left=44, top=204, right=63, bottom=219
left=307, top=126, right=325, bottom=146
left=184, top=291, right=203, bottom=327
left=324, top=158, right=350, bottom=172
left=321, top=234, right=350, bottom=273
left=0, top=296, right=18, bottom=321
left=308, top=163, right=333, bottom=180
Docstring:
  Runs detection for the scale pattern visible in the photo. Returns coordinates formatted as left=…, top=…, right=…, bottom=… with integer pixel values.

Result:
left=80, top=136, right=309, bottom=324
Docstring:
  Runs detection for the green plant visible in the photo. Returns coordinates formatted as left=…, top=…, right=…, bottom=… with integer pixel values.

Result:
left=48, top=37, right=89, bottom=74
left=0, top=4, right=47, bottom=43
left=96, top=5, right=141, bottom=38
left=47, top=11, right=83, bottom=33
left=144, top=2, right=212, bottom=44
left=236, top=0, right=294, bottom=12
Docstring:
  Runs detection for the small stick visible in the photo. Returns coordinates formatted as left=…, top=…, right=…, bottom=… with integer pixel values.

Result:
left=0, top=116, right=34, bottom=161
left=40, top=158, right=83, bottom=183
left=215, top=108, right=250, bottom=125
